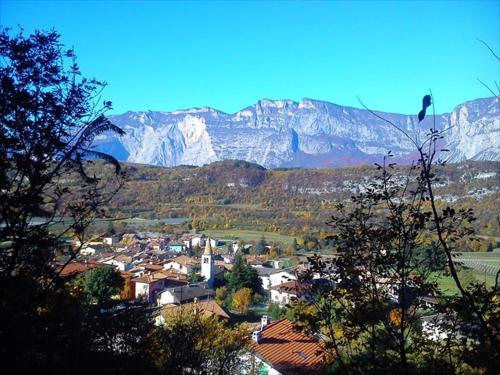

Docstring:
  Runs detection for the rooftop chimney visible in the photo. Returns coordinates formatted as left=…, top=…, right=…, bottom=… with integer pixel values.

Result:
left=252, top=330, right=262, bottom=344
left=261, top=315, right=270, bottom=331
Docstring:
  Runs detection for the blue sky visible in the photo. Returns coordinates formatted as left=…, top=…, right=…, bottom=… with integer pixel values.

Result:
left=1, top=1, right=498, bottom=115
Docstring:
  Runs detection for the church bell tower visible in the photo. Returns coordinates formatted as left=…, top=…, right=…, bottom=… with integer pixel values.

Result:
left=201, top=237, right=215, bottom=288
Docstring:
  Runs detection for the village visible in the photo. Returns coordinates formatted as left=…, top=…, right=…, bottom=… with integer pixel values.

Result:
left=56, top=229, right=452, bottom=374
left=59, top=230, right=326, bottom=374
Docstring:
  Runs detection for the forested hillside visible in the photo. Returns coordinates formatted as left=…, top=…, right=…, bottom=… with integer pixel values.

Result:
left=86, top=159, right=499, bottom=244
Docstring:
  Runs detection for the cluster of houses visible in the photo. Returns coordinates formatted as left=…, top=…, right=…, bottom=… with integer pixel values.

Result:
left=58, top=231, right=331, bottom=373
left=59, top=230, right=453, bottom=374
left=70, top=231, right=311, bottom=308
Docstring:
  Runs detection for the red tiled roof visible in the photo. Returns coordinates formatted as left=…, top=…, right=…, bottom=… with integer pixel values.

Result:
left=249, top=319, right=327, bottom=375
left=168, top=255, right=198, bottom=266
left=215, top=260, right=233, bottom=271
left=57, top=261, right=102, bottom=277
left=246, top=255, right=267, bottom=263
left=132, top=269, right=187, bottom=284
left=143, top=264, right=164, bottom=272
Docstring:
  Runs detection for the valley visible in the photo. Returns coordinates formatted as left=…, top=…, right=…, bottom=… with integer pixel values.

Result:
left=78, top=159, right=500, bottom=251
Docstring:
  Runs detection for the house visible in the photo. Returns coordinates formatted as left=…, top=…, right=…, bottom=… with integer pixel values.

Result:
left=248, top=317, right=329, bottom=375
left=232, top=241, right=240, bottom=253
left=80, top=245, right=103, bottom=256
left=269, top=258, right=291, bottom=269
left=256, top=267, right=278, bottom=290
left=168, top=243, right=185, bottom=253
left=164, top=255, right=199, bottom=275
left=73, top=239, right=104, bottom=248
left=147, top=240, right=162, bottom=251
left=421, top=314, right=450, bottom=341
left=155, top=299, right=230, bottom=325
left=221, top=254, right=234, bottom=264
left=214, top=264, right=231, bottom=282
left=183, top=234, right=218, bottom=249
left=246, top=255, right=267, bottom=268
left=418, top=295, right=439, bottom=309
left=142, top=263, right=164, bottom=272
left=375, top=275, right=421, bottom=304
left=158, top=284, right=214, bottom=305
left=182, top=234, right=202, bottom=248
left=132, top=270, right=188, bottom=303
left=268, top=270, right=297, bottom=290
left=102, top=254, right=134, bottom=271
left=255, top=268, right=296, bottom=290
left=270, top=280, right=310, bottom=306
left=215, top=260, right=233, bottom=272
left=103, top=234, right=121, bottom=246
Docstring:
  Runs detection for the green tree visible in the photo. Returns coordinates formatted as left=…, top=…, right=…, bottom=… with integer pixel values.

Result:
left=0, top=28, right=133, bottom=373
left=187, top=268, right=205, bottom=283
left=286, top=298, right=319, bottom=332
left=84, top=266, right=124, bottom=305
left=267, top=303, right=286, bottom=319
left=414, top=244, right=447, bottom=272
left=225, top=253, right=262, bottom=295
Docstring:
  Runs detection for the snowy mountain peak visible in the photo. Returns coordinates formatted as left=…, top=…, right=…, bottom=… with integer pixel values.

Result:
left=95, top=96, right=500, bottom=168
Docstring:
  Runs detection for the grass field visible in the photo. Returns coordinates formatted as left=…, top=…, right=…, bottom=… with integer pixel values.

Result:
left=203, top=229, right=295, bottom=246
left=430, top=270, right=497, bottom=296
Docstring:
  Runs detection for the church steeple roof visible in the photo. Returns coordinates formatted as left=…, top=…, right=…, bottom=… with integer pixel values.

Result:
left=204, top=238, right=213, bottom=256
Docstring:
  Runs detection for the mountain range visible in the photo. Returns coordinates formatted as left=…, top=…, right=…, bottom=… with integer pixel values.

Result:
left=94, top=96, right=500, bottom=168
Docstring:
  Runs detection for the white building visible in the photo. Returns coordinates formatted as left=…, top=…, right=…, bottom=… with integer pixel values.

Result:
left=269, top=270, right=296, bottom=289
left=133, top=271, right=187, bottom=303
left=80, top=245, right=99, bottom=256
left=270, top=280, right=309, bottom=307
left=185, top=235, right=218, bottom=249
left=255, top=268, right=296, bottom=290
left=158, top=284, right=214, bottom=305
left=201, top=238, right=215, bottom=288
left=164, top=255, right=198, bottom=275
left=102, top=255, right=133, bottom=271
left=103, top=234, right=120, bottom=246
left=421, top=314, right=455, bottom=342
left=232, top=241, right=240, bottom=253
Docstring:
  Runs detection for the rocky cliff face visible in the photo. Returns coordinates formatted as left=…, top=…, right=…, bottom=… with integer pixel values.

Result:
left=94, top=97, right=499, bottom=168
left=445, top=98, right=499, bottom=162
